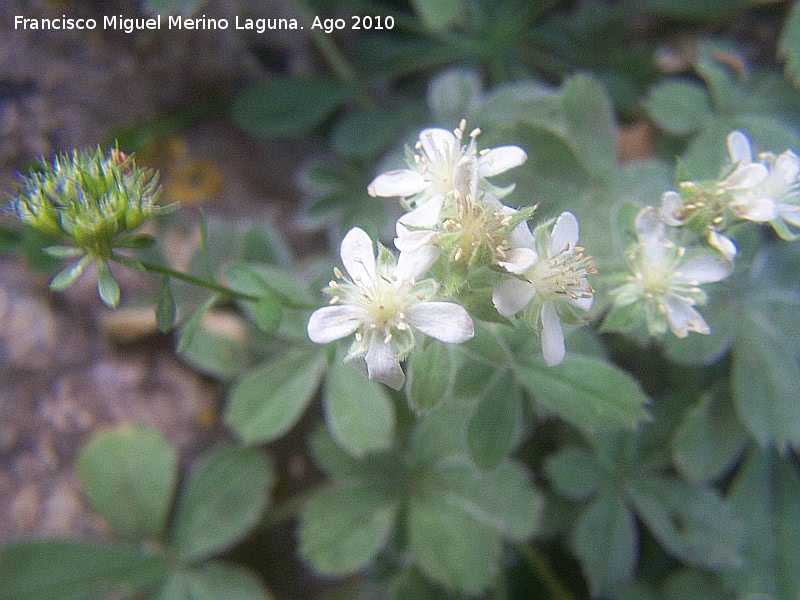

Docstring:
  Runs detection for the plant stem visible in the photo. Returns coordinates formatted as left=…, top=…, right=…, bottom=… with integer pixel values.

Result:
left=518, top=543, right=577, bottom=600
left=133, top=259, right=260, bottom=302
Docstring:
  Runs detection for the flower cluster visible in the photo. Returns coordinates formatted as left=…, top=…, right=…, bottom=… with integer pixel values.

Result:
left=308, top=121, right=597, bottom=386
left=659, top=131, right=800, bottom=260
left=608, top=131, right=799, bottom=338
left=11, top=147, right=173, bottom=307
left=12, top=147, right=164, bottom=257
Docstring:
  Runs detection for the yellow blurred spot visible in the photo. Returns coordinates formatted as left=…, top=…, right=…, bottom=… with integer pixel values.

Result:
left=164, top=159, right=224, bottom=205
left=196, top=407, right=218, bottom=428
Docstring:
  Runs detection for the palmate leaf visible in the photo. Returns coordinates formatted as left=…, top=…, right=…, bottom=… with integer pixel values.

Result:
left=571, top=488, right=638, bottom=598
left=466, top=370, right=523, bottom=471
left=171, top=446, right=274, bottom=564
left=225, top=348, right=327, bottom=445
left=299, top=483, right=399, bottom=576
left=324, top=360, right=395, bottom=457
left=624, top=474, right=744, bottom=571
left=514, top=354, right=650, bottom=432
left=78, top=427, right=177, bottom=542
left=725, top=447, right=800, bottom=599
left=731, top=311, right=800, bottom=451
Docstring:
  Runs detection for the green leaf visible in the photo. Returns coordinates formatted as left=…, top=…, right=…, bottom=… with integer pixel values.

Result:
left=779, top=1, right=800, bottom=87
left=407, top=339, right=455, bottom=415
left=514, top=354, right=650, bottom=431
left=409, top=0, right=464, bottom=31
left=251, top=293, right=282, bottom=335
left=725, top=447, right=800, bottom=599
left=671, top=388, right=748, bottom=483
left=330, top=106, right=409, bottom=160
left=732, top=312, right=800, bottom=450
left=625, top=474, right=744, bottom=571
left=646, top=80, right=713, bottom=135
left=78, top=427, right=177, bottom=542
left=427, top=69, right=482, bottom=123
left=544, top=446, right=603, bottom=501
left=224, top=263, right=314, bottom=309
left=96, top=260, right=121, bottom=308
left=156, top=276, right=177, bottom=333
left=299, top=483, right=398, bottom=575
left=171, top=446, right=274, bottom=564
left=407, top=493, right=499, bottom=595
left=324, top=360, right=396, bottom=457
left=225, top=349, right=327, bottom=444
left=231, top=77, right=353, bottom=138
left=561, top=74, right=617, bottom=179
left=466, top=371, right=522, bottom=471
left=641, top=0, right=748, bottom=21
left=43, top=245, right=85, bottom=258
left=155, top=561, right=272, bottom=600
left=661, top=569, right=733, bottom=600
left=49, top=255, right=91, bottom=292
left=0, top=540, right=167, bottom=600
left=571, top=490, right=638, bottom=597
left=176, top=295, right=219, bottom=353
left=178, top=327, right=246, bottom=381
left=420, top=459, right=543, bottom=541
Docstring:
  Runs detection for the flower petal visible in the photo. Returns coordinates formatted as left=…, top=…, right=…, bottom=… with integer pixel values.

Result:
left=365, top=335, right=405, bottom=389
left=730, top=195, right=778, bottom=222
left=779, top=203, right=800, bottom=227
left=548, top=211, right=580, bottom=257
left=540, top=301, right=566, bottom=366
left=635, top=207, right=667, bottom=248
left=307, top=305, right=362, bottom=344
left=368, top=169, right=428, bottom=198
left=775, top=150, right=800, bottom=184
left=478, top=145, right=528, bottom=177
left=341, top=227, right=376, bottom=283
left=727, top=130, right=753, bottom=163
left=398, top=193, right=444, bottom=230
left=659, top=191, right=686, bottom=226
left=722, top=163, right=769, bottom=190
left=492, top=277, right=536, bottom=317
left=567, top=293, right=593, bottom=312
left=675, top=253, right=732, bottom=284
left=406, top=302, right=474, bottom=343
left=395, top=244, right=440, bottom=282
left=663, top=297, right=710, bottom=338
left=707, top=231, right=737, bottom=261
left=499, top=247, right=538, bottom=274
left=419, top=128, right=458, bottom=163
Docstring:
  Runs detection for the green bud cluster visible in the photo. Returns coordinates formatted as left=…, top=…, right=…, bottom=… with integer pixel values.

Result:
left=12, top=147, right=164, bottom=259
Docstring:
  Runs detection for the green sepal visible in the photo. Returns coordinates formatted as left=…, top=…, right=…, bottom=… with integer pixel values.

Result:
left=96, top=260, right=121, bottom=308
left=49, top=254, right=92, bottom=291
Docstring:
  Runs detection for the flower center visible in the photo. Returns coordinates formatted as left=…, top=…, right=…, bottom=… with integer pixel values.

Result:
left=530, top=243, right=596, bottom=301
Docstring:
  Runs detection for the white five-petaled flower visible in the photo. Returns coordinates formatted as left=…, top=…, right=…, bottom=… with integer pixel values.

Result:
left=368, top=121, right=527, bottom=253
left=722, top=131, right=780, bottom=223
left=610, top=207, right=732, bottom=338
left=725, top=131, right=800, bottom=238
left=368, top=120, right=527, bottom=209
left=307, top=227, right=474, bottom=389
left=492, top=212, right=595, bottom=366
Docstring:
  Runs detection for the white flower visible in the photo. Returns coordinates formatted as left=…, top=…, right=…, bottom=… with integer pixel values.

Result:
left=367, top=120, right=527, bottom=213
left=492, top=212, right=595, bottom=366
left=610, top=208, right=732, bottom=338
left=722, top=131, right=778, bottom=222
left=307, top=227, right=474, bottom=389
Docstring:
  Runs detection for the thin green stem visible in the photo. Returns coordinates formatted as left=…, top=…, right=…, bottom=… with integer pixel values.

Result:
left=131, top=259, right=260, bottom=302
left=518, top=543, right=577, bottom=600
